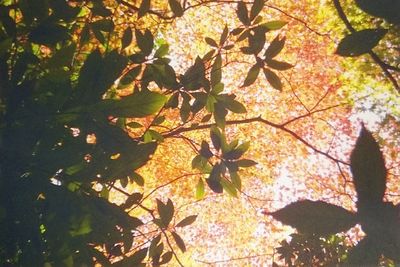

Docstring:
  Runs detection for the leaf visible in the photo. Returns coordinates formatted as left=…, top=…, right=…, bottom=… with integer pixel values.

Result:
left=263, top=68, right=282, bottom=91
left=355, top=0, right=400, bottom=25
left=195, top=178, right=205, bottom=199
left=210, top=126, right=223, bottom=151
left=120, top=66, right=142, bottom=85
left=130, top=172, right=145, bottom=186
left=336, top=29, right=388, bottom=57
left=171, top=232, right=186, bottom=252
left=265, top=35, right=286, bottom=59
left=154, top=43, right=169, bottom=58
left=237, top=159, right=257, bottom=167
left=223, top=98, right=247, bottom=114
left=210, top=53, right=222, bottom=86
left=269, top=200, right=357, bottom=235
left=135, top=29, right=154, bottom=56
left=200, top=141, right=213, bottom=159
left=236, top=1, right=250, bottom=26
left=159, top=251, right=173, bottom=265
left=29, top=23, right=69, bottom=45
left=122, top=27, right=133, bottom=49
left=96, top=90, right=166, bottom=118
left=220, top=25, right=229, bottom=45
left=220, top=178, right=238, bottom=197
left=266, top=59, right=293, bottom=70
left=230, top=172, right=242, bottom=191
left=176, top=215, right=197, bottom=227
left=168, top=0, right=184, bottom=17
left=205, top=37, right=218, bottom=47
left=346, top=237, right=381, bottom=265
left=241, top=64, right=260, bottom=87
left=250, top=0, right=264, bottom=21
left=260, top=20, right=287, bottom=30
left=350, top=125, right=387, bottom=206
left=157, top=198, right=174, bottom=227
left=138, top=0, right=151, bottom=18
left=206, top=165, right=223, bottom=193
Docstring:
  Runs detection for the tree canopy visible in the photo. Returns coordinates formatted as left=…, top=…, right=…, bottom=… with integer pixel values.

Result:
left=0, top=0, right=399, bottom=266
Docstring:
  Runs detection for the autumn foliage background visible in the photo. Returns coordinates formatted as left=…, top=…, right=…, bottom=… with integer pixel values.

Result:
left=0, top=0, right=399, bottom=266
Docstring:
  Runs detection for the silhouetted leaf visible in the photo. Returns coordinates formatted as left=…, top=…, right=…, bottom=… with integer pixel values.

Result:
left=263, top=68, right=282, bottom=91
left=130, top=172, right=144, bottom=186
left=336, top=29, right=387, bottom=57
left=168, top=0, right=184, bottom=17
left=265, top=35, right=285, bottom=59
left=157, top=199, right=174, bottom=227
left=236, top=159, right=257, bottom=167
left=241, top=64, right=260, bottom=87
left=135, top=29, right=154, bottom=56
left=355, top=0, right=400, bottom=25
left=230, top=172, right=242, bottom=190
left=207, top=165, right=223, bottom=193
left=122, top=27, right=133, bottom=49
left=120, top=66, right=142, bottom=85
left=176, top=215, right=197, bottom=227
left=350, top=125, right=387, bottom=205
left=269, top=200, right=357, bottom=235
left=211, top=53, right=222, bottom=86
left=200, top=141, right=213, bottom=159
left=266, top=59, right=293, bottom=70
left=347, top=237, right=381, bottom=265
left=159, top=251, right=173, bottom=265
left=29, top=23, right=69, bottom=45
left=171, top=232, right=186, bottom=252
left=236, top=1, right=250, bottom=25
left=250, top=0, right=264, bottom=21
left=138, top=0, right=151, bottom=18
left=220, top=25, right=229, bottom=45
left=205, top=37, right=218, bottom=47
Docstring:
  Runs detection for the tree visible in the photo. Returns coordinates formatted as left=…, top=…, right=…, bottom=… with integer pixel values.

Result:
left=0, top=0, right=399, bottom=266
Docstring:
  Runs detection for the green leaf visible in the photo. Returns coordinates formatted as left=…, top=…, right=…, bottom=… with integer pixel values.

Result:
left=127, top=121, right=143, bottom=128
left=92, top=19, right=114, bottom=33
left=350, top=125, right=387, bottom=206
left=171, top=232, right=186, bottom=252
left=69, top=214, right=92, bottom=237
left=122, top=27, right=133, bottom=49
left=96, top=90, right=166, bottom=118
left=230, top=172, right=242, bottom=191
left=214, top=103, right=228, bottom=129
left=263, top=68, right=282, bottom=91
left=210, top=53, right=222, bottom=87
left=336, top=29, right=388, bottom=57
left=135, top=29, right=154, bottom=56
left=236, top=1, right=250, bottom=25
left=157, top=199, right=174, bottom=227
left=250, top=0, right=264, bottom=21
left=206, top=95, right=217, bottom=113
left=236, top=159, right=257, bottom=167
left=138, top=0, right=151, bottom=18
left=165, top=93, right=179, bottom=109
left=195, top=178, right=205, bottom=199
left=266, top=59, right=293, bottom=70
left=220, top=178, right=238, bottom=197
left=268, top=200, right=357, bottom=235
left=168, top=0, right=184, bottom=17
left=355, top=0, right=400, bottom=24
left=260, top=20, right=287, bottom=30
left=176, top=215, right=197, bottom=227
left=154, top=43, right=169, bottom=58
left=241, top=64, right=260, bottom=87
left=264, top=35, right=285, bottom=59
